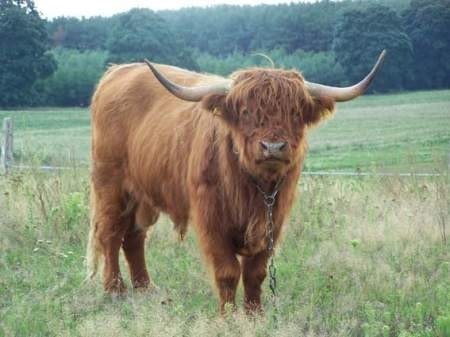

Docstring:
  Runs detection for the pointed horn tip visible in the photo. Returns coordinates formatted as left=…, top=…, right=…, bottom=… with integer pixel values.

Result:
left=252, top=53, right=275, bottom=68
left=304, top=49, right=387, bottom=102
left=365, top=49, right=387, bottom=85
left=378, top=49, right=387, bottom=64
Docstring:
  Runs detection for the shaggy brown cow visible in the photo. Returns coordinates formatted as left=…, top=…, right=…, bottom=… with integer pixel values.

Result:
left=87, top=51, right=385, bottom=313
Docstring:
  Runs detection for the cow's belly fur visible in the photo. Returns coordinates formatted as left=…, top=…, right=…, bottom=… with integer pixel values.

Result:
left=233, top=226, right=268, bottom=257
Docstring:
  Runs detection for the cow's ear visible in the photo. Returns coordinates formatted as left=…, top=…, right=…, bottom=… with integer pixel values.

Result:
left=202, top=93, right=226, bottom=113
left=302, top=95, right=336, bottom=126
left=202, top=94, right=236, bottom=123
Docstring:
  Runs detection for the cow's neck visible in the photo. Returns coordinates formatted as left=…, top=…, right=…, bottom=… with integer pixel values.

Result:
left=221, top=134, right=289, bottom=217
left=215, top=132, right=303, bottom=252
left=250, top=175, right=285, bottom=197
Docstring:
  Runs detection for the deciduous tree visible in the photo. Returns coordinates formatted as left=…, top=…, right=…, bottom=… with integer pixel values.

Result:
left=333, top=5, right=413, bottom=92
left=0, top=0, right=56, bottom=107
left=403, top=0, right=450, bottom=89
left=107, top=8, right=198, bottom=70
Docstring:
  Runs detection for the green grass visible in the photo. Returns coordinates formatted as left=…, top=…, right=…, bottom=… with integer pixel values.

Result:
left=0, top=171, right=449, bottom=336
left=306, top=90, right=450, bottom=172
left=0, top=90, right=449, bottom=336
left=0, top=107, right=90, bottom=166
left=0, top=89, right=449, bottom=171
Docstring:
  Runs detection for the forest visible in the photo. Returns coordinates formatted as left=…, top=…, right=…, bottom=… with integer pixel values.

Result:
left=0, top=0, right=449, bottom=107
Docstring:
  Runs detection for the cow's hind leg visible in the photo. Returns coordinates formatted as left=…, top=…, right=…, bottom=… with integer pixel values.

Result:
left=122, top=202, right=159, bottom=289
left=90, top=165, right=130, bottom=294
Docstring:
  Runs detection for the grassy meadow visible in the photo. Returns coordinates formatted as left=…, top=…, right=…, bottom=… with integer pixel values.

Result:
left=0, top=89, right=449, bottom=171
left=0, top=90, right=449, bottom=337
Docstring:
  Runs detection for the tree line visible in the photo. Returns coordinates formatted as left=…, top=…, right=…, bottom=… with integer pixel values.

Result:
left=0, top=0, right=449, bottom=107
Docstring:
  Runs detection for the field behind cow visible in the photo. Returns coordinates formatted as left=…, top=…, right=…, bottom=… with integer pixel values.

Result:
left=1, top=90, right=449, bottom=337
left=1, top=89, right=449, bottom=172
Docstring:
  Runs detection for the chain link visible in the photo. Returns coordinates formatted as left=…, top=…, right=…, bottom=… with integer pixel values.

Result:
left=264, top=192, right=277, bottom=296
left=254, top=178, right=284, bottom=297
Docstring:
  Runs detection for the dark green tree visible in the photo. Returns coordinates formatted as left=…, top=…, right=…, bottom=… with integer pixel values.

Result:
left=107, top=8, right=198, bottom=70
left=0, top=0, right=56, bottom=107
left=47, top=16, right=110, bottom=50
left=161, top=2, right=339, bottom=56
left=333, top=5, right=413, bottom=92
left=403, top=0, right=450, bottom=89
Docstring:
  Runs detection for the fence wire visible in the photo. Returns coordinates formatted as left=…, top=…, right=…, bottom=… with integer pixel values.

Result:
left=7, top=163, right=445, bottom=177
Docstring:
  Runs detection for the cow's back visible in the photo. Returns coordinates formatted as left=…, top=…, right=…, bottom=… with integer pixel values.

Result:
left=91, top=62, right=218, bottom=231
left=92, top=63, right=202, bottom=161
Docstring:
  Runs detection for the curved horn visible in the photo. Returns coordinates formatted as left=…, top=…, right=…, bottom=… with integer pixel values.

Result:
left=144, top=59, right=232, bottom=102
left=305, top=50, right=386, bottom=102
left=252, top=53, right=275, bottom=68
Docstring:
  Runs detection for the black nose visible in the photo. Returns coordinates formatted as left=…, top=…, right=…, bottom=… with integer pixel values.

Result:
left=260, top=140, right=287, bottom=156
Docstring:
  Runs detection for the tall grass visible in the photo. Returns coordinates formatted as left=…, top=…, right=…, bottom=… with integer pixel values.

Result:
left=1, top=168, right=449, bottom=336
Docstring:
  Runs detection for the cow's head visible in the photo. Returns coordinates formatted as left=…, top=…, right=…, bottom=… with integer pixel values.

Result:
left=145, top=51, right=385, bottom=183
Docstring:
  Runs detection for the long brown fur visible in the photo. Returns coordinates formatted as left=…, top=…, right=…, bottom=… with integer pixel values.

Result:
left=87, top=62, right=335, bottom=313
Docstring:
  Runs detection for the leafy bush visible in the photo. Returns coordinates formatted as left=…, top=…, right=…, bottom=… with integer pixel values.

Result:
left=63, top=192, right=87, bottom=231
left=38, top=48, right=109, bottom=106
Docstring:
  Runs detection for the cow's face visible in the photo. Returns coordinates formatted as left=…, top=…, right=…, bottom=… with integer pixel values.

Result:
left=203, top=69, right=335, bottom=182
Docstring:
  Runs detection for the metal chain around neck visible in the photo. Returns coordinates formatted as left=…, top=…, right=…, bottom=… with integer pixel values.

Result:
left=253, top=177, right=284, bottom=297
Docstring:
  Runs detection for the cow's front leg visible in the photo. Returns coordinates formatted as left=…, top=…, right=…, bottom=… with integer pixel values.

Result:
left=191, top=185, right=241, bottom=313
left=242, top=250, right=269, bottom=314
left=200, top=238, right=241, bottom=314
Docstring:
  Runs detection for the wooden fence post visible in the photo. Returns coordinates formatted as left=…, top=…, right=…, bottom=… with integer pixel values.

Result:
left=1, top=117, right=13, bottom=173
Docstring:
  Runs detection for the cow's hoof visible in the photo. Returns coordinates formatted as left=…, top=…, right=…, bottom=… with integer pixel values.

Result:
left=245, top=306, right=264, bottom=317
left=104, top=277, right=127, bottom=296
left=133, top=279, right=159, bottom=293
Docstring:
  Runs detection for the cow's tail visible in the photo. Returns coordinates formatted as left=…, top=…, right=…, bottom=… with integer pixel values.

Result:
left=86, top=189, right=101, bottom=280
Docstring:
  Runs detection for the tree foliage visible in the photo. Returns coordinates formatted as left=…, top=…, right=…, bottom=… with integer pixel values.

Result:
left=333, top=5, right=413, bottom=92
left=106, top=9, right=198, bottom=70
left=2, top=0, right=450, bottom=107
left=196, top=49, right=346, bottom=86
left=46, top=9, right=198, bottom=70
left=403, top=0, right=450, bottom=89
left=159, top=2, right=342, bottom=56
left=0, top=0, right=56, bottom=107
left=47, top=16, right=110, bottom=50
left=37, top=48, right=109, bottom=106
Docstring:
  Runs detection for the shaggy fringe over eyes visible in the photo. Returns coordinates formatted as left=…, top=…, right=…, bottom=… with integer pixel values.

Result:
left=222, top=68, right=336, bottom=127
